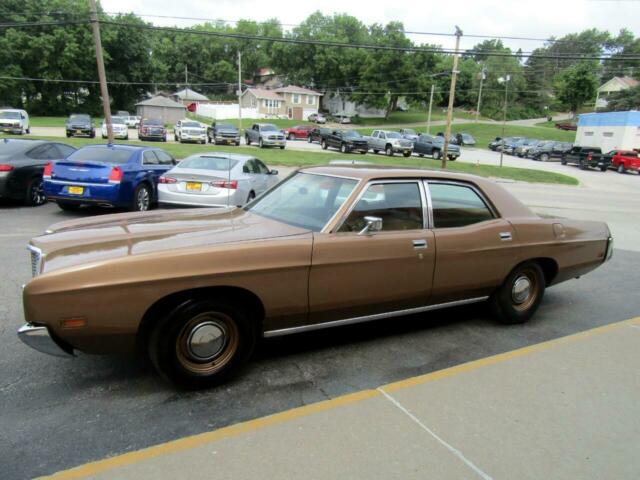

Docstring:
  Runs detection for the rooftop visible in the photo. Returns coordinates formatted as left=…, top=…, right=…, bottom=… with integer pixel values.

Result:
left=274, top=85, right=323, bottom=96
left=135, top=96, right=186, bottom=108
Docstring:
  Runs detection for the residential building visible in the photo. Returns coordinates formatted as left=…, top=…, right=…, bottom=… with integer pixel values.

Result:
left=576, top=111, right=640, bottom=151
left=240, top=86, right=322, bottom=120
left=135, top=96, right=186, bottom=124
left=323, top=92, right=387, bottom=118
left=596, top=77, right=639, bottom=109
left=172, top=88, right=210, bottom=105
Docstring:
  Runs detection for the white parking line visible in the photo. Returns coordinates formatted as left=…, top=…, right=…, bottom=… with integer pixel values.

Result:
left=629, top=324, right=640, bottom=331
left=378, top=388, right=493, bottom=480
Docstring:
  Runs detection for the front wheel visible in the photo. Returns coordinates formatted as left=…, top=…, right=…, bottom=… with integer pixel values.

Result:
left=340, top=143, right=348, bottom=154
left=321, top=140, right=328, bottom=150
left=433, top=149, right=442, bottom=159
left=403, top=151, right=411, bottom=158
left=490, top=261, right=545, bottom=324
left=148, top=299, right=256, bottom=389
left=617, top=164, right=626, bottom=174
left=132, top=183, right=151, bottom=212
left=385, top=145, right=393, bottom=157
left=540, top=153, right=550, bottom=162
left=259, top=138, right=264, bottom=148
left=288, top=133, right=295, bottom=141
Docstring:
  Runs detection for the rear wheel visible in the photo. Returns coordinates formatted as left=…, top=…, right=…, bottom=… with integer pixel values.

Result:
left=433, top=149, right=442, bottom=159
left=288, top=133, right=295, bottom=141
left=540, top=153, right=550, bottom=162
left=246, top=191, right=256, bottom=203
left=560, top=156, right=567, bottom=165
left=132, top=184, right=151, bottom=212
left=25, top=177, right=46, bottom=206
left=403, top=151, right=411, bottom=158
left=340, top=143, right=348, bottom=154
left=57, top=201, right=80, bottom=211
left=490, top=261, right=545, bottom=324
left=148, top=299, right=256, bottom=389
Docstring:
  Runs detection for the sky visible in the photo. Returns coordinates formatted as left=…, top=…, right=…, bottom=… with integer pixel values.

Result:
left=102, top=0, right=640, bottom=53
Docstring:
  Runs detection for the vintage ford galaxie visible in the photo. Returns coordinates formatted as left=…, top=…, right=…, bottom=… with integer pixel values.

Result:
left=18, top=166, right=613, bottom=388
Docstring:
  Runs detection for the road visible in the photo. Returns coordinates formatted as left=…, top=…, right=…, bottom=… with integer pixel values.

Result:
left=0, top=161, right=638, bottom=478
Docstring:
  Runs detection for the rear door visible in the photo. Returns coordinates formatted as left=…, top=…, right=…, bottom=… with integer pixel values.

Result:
left=142, top=150, right=165, bottom=192
left=426, top=180, right=516, bottom=303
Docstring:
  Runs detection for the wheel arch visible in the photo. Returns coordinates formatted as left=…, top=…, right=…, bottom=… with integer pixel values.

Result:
left=508, top=257, right=558, bottom=287
left=136, top=285, right=266, bottom=354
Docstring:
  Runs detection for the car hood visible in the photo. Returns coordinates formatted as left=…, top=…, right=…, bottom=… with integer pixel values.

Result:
left=31, top=207, right=310, bottom=273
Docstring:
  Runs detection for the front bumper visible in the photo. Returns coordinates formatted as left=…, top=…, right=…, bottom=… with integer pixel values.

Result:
left=1, top=125, right=22, bottom=134
left=67, top=128, right=94, bottom=136
left=261, top=138, right=286, bottom=146
left=18, top=323, right=74, bottom=357
left=214, top=135, right=240, bottom=144
left=180, top=133, right=207, bottom=142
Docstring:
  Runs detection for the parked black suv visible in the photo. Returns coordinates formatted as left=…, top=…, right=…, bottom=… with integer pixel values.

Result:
left=528, top=141, right=572, bottom=161
left=65, top=114, right=95, bottom=138
left=322, top=130, right=368, bottom=154
left=207, top=122, right=240, bottom=145
left=561, top=146, right=610, bottom=171
left=308, top=127, right=332, bottom=144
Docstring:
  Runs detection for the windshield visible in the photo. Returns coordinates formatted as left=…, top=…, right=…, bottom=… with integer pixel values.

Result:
left=247, top=172, right=358, bottom=231
left=69, top=114, right=90, bottom=121
left=462, top=134, right=473, bottom=140
left=177, top=155, right=238, bottom=171
left=403, top=129, right=416, bottom=135
left=182, top=121, right=201, bottom=127
left=145, top=119, right=164, bottom=126
left=110, top=117, right=126, bottom=124
left=261, top=124, right=278, bottom=131
left=344, top=130, right=362, bottom=138
left=67, top=147, right=134, bottom=164
left=218, top=123, right=236, bottom=130
left=0, top=111, right=21, bottom=119
left=386, top=132, right=402, bottom=139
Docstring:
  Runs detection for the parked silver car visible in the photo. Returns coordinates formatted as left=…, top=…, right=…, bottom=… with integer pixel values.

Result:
left=158, top=153, right=279, bottom=208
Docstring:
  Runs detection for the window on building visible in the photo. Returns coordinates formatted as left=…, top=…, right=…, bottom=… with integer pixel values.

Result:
left=306, top=95, right=315, bottom=105
left=292, top=94, right=301, bottom=104
left=584, top=131, right=594, bottom=136
left=602, top=132, right=614, bottom=137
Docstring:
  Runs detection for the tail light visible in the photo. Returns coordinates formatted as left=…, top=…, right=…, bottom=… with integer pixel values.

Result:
left=108, top=166, right=123, bottom=184
left=42, top=162, right=52, bottom=178
left=587, top=153, right=593, bottom=161
left=0, top=164, right=14, bottom=172
left=211, top=180, right=238, bottom=189
left=158, top=176, right=177, bottom=184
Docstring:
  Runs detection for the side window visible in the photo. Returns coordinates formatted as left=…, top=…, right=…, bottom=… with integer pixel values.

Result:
left=154, top=150, right=174, bottom=165
left=55, top=144, right=76, bottom=158
left=27, top=144, right=58, bottom=159
left=143, top=151, right=159, bottom=165
left=339, top=182, right=423, bottom=233
left=254, top=159, right=269, bottom=174
left=244, top=160, right=258, bottom=174
left=428, top=183, right=494, bottom=229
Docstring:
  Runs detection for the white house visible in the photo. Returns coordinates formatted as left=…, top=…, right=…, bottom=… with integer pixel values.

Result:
left=595, top=77, right=639, bottom=109
left=576, top=111, right=640, bottom=151
left=323, top=92, right=386, bottom=118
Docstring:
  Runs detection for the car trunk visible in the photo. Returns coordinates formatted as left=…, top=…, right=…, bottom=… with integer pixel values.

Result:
left=52, top=161, right=115, bottom=184
left=163, top=168, right=234, bottom=194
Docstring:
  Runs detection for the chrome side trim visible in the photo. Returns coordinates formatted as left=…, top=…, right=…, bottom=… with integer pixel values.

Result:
left=263, top=296, right=489, bottom=338
left=499, top=232, right=513, bottom=241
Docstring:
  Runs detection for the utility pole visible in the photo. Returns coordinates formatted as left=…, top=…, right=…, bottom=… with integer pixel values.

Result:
left=237, top=50, right=242, bottom=132
left=185, top=65, right=188, bottom=88
left=88, top=0, right=113, bottom=143
left=426, top=84, right=434, bottom=134
left=475, top=65, right=486, bottom=123
left=442, top=26, right=463, bottom=169
left=498, top=75, right=511, bottom=168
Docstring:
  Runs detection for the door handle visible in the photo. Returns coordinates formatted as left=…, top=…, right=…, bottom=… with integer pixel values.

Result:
left=499, top=232, right=512, bottom=241
left=412, top=239, right=427, bottom=249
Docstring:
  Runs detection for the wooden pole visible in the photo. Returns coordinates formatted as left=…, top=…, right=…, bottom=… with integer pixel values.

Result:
left=88, top=0, right=113, bottom=143
left=441, top=26, right=463, bottom=169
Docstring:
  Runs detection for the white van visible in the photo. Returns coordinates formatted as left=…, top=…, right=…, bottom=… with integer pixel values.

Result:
left=0, top=109, right=30, bottom=134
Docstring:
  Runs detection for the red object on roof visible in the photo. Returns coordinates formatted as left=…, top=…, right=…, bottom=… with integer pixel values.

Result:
left=187, top=102, right=197, bottom=112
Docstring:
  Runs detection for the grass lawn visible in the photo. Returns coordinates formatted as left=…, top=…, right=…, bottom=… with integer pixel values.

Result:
left=6, top=133, right=578, bottom=186
left=29, top=116, right=69, bottom=127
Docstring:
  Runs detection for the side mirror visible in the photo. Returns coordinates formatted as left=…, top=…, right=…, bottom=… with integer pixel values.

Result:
left=270, top=169, right=278, bottom=175
left=358, top=216, right=383, bottom=235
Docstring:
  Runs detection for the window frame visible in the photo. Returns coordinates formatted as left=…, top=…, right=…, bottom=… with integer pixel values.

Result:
left=424, top=180, right=498, bottom=229
left=333, top=179, right=429, bottom=233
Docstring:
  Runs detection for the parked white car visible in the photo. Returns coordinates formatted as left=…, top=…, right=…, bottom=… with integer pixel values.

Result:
left=101, top=116, right=129, bottom=140
left=308, top=113, right=327, bottom=124
left=174, top=119, right=207, bottom=144
left=124, top=116, right=141, bottom=128
left=158, top=153, right=279, bottom=207
left=0, top=109, right=30, bottom=135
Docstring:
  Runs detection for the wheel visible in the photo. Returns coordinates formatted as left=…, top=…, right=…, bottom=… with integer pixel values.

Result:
left=66, top=132, right=72, bottom=138
left=490, top=261, right=546, bottom=325
left=579, top=160, right=587, bottom=170
left=279, top=145, right=285, bottom=149
left=148, top=298, right=256, bottom=389
left=599, top=165, right=607, bottom=172
left=246, top=191, right=256, bottom=203
left=560, top=156, right=567, bottom=165
left=321, top=140, right=328, bottom=150
left=288, top=133, right=295, bottom=141
left=57, top=201, right=80, bottom=211
left=617, top=164, right=626, bottom=174
left=385, top=145, right=393, bottom=156
left=403, top=151, right=411, bottom=158
left=307, top=136, right=312, bottom=143
left=90, top=131, right=95, bottom=138
left=245, top=136, right=250, bottom=146
left=26, top=128, right=30, bottom=134
left=132, top=183, right=151, bottom=212
left=340, top=143, right=348, bottom=154
left=447, top=155, right=456, bottom=161
left=162, top=136, right=167, bottom=142
left=25, top=177, right=46, bottom=206
left=418, top=153, right=424, bottom=157
left=433, top=149, right=442, bottom=159
left=259, top=138, right=264, bottom=148
left=540, top=153, right=550, bottom=162
left=235, top=141, right=240, bottom=146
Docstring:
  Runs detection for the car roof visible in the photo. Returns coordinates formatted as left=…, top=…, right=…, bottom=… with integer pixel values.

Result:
left=300, top=165, right=483, bottom=182
left=78, top=144, right=151, bottom=152
left=187, top=152, right=255, bottom=162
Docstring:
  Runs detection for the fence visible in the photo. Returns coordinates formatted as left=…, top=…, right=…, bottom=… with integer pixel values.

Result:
left=196, top=103, right=258, bottom=120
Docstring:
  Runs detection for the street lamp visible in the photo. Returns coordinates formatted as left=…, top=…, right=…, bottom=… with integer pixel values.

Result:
left=497, top=75, right=511, bottom=168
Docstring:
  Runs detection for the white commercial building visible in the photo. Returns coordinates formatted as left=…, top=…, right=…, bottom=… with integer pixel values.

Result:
left=576, top=111, right=640, bottom=152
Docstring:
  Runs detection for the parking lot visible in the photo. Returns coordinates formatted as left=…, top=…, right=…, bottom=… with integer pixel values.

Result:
left=1, top=152, right=640, bottom=478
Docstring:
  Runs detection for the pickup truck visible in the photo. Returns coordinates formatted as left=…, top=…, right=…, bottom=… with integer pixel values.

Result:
left=398, top=128, right=419, bottom=143
left=609, top=150, right=640, bottom=174
left=413, top=134, right=460, bottom=160
left=308, top=127, right=332, bottom=144
left=322, top=130, right=368, bottom=154
left=207, top=122, right=240, bottom=145
left=561, top=146, right=610, bottom=171
left=366, top=130, right=413, bottom=157
left=282, top=125, right=313, bottom=140
left=245, top=123, right=286, bottom=149
left=174, top=119, right=207, bottom=144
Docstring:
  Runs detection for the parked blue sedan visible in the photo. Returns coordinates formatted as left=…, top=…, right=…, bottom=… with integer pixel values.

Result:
left=43, top=144, right=176, bottom=211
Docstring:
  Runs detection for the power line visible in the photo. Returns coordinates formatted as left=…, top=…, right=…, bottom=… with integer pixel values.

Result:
left=0, top=75, right=236, bottom=87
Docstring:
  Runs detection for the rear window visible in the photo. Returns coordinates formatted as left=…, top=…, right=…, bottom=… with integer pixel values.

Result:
left=0, top=111, right=21, bottom=119
left=218, top=124, right=236, bottom=130
left=0, top=139, right=38, bottom=154
left=67, top=147, right=134, bottom=164
left=261, top=124, right=278, bottom=131
left=145, top=119, right=164, bottom=126
left=182, top=121, right=200, bottom=127
left=178, top=155, right=238, bottom=171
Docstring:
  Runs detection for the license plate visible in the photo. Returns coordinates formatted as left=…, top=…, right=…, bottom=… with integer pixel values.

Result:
left=186, top=182, right=202, bottom=192
left=76, top=130, right=82, bottom=134
left=68, top=186, right=84, bottom=195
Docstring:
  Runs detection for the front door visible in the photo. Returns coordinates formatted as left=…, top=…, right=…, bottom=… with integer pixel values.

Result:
left=309, top=180, right=435, bottom=324
left=426, top=181, right=516, bottom=303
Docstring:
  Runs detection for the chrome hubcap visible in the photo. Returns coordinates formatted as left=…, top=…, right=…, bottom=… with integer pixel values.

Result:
left=186, top=321, right=227, bottom=362
left=512, top=276, right=532, bottom=304
left=137, top=188, right=149, bottom=210
left=32, top=180, right=45, bottom=204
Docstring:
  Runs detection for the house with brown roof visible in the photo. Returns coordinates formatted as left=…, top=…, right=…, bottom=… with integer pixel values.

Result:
left=240, top=86, right=323, bottom=120
left=596, top=76, right=640, bottom=109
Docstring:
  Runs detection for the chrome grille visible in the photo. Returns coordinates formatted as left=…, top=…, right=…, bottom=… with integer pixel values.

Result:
left=27, top=245, right=43, bottom=277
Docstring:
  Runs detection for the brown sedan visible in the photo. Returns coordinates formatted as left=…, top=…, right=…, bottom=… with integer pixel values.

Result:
left=18, top=166, right=613, bottom=388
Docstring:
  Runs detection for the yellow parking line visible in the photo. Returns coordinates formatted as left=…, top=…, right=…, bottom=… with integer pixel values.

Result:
left=42, top=316, right=640, bottom=479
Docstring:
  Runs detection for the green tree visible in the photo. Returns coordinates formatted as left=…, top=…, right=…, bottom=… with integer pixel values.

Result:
left=605, top=84, right=640, bottom=111
left=554, top=62, right=599, bottom=115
